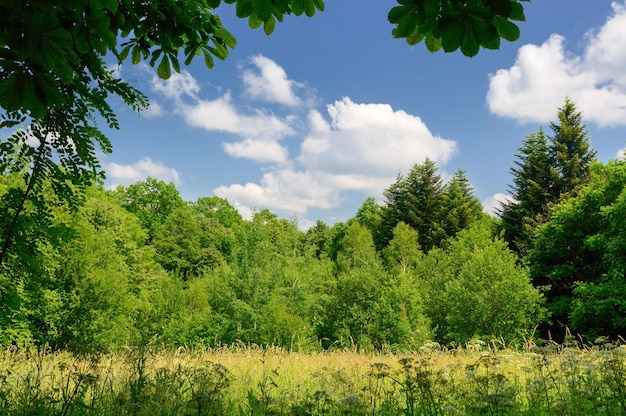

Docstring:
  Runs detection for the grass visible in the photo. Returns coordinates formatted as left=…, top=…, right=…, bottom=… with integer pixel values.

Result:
left=1, top=339, right=626, bottom=415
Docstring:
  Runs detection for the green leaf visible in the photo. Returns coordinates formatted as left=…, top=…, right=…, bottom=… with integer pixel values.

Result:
left=406, top=28, right=424, bottom=46
left=423, top=0, right=441, bottom=17
left=170, top=55, right=181, bottom=74
left=100, top=0, right=119, bottom=12
left=439, top=17, right=464, bottom=53
left=131, top=46, right=141, bottom=65
left=117, top=44, right=132, bottom=62
left=485, top=0, right=513, bottom=17
left=303, top=0, right=316, bottom=17
left=509, top=2, right=525, bottom=21
left=393, top=7, right=420, bottom=39
left=425, top=33, right=442, bottom=52
left=472, top=17, right=500, bottom=50
left=251, top=0, right=273, bottom=22
left=494, top=17, right=520, bottom=41
left=157, top=56, right=171, bottom=79
left=75, top=30, right=91, bottom=55
left=203, top=50, right=214, bottom=68
left=291, top=0, right=304, bottom=15
left=248, top=13, right=263, bottom=29
left=460, top=28, right=479, bottom=57
left=388, top=5, right=410, bottom=24
left=216, top=28, right=237, bottom=48
left=313, top=0, right=324, bottom=12
left=208, top=43, right=228, bottom=60
left=263, top=15, right=276, bottom=35
left=236, top=0, right=253, bottom=18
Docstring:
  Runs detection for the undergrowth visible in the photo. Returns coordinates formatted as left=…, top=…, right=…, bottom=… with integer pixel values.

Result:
left=1, top=339, right=626, bottom=415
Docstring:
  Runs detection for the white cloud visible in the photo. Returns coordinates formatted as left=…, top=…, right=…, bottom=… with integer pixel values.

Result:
left=618, top=147, right=626, bottom=160
left=218, top=97, right=457, bottom=217
left=482, top=193, right=516, bottom=216
left=146, top=64, right=457, bottom=220
left=487, top=1, right=626, bottom=126
left=242, top=55, right=305, bottom=106
left=223, top=139, right=288, bottom=163
left=150, top=70, right=295, bottom=163
left=183, top=92, right=294, bottom=142
left=141, top=100, right=166, bottom=118
left=300, top=97, right=457, bottom=177
left=104, top=157, right=181, bottom=186
left=215, top=169, right=340, bottom=216
left=151, top=70, right=200, bottom=101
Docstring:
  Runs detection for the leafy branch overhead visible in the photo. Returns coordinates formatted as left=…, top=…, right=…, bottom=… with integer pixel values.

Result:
left=389, top=0, right=528, bottom=57
left=0, top=0, right=325, bottom=121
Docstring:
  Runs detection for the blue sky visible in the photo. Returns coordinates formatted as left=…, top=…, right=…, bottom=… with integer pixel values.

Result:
left=102, top=0, right=626, bottom=229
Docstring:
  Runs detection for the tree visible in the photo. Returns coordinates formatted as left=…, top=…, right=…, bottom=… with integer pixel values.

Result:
left=423, top=218, right=544, bottom=345
left=499, top=129, right=555, bottom=256
left=117, top=177, right=186, bottom=243
left=380, top=159, right=445, bottom=252
left=153, top=207, right=226, bottom=278
left=383, top=222, right=423, bottom=276
left=323, top=222, right=431, bottom=350
left=191, top=196, right=243, bottom=229
left=548, top=98, right=597, bottom=198
left=499, top=99, right=597, bottom=256
left=389, top=0, right=528, bottom=57
left=355, top=197, right=384, bottom=240
left=0, top=0, right=324, bottom=270
left=1, top=0, right=531, bottom=271
left=438, top=168, right=484, bottom=245
left=528, top=161, right=626, bottom=339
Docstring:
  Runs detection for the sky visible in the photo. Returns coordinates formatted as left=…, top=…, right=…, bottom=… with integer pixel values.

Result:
left=101, top=0, right=626, bottom=229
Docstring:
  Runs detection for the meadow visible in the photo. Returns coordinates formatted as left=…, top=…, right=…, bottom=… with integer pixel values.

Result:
left=2, top=338, right=626, bottom=415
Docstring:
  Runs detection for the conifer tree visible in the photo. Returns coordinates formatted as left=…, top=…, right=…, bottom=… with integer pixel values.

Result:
left=499, top=99, right=597, bottom=256
left=499, top=129, right=555, bottom=255
left=438, top=169, right=484, bottom=245
left=379, top=159, right=445, bottom=252
left=548, top=98, right=597, bottom=198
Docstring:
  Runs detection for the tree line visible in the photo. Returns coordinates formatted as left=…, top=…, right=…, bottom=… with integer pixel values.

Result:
left=1, top=98, right=623, bottom=351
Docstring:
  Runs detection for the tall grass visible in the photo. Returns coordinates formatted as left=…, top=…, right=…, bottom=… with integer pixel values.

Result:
left=1, top=340, right=626, bottom=415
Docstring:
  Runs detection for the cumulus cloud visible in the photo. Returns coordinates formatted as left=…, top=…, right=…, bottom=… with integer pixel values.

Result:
left=618, top=147, right=626, bottom=160
left=215, top=169, right=341, bottom=216
left=242, top=55, right=306, bottom=106
left=146, top=58, right=457, bottom=219
left=183, top=92, right=294, bottom=142
left=142, top=100, right=166, bottom=118
left=151, top=70, right=200, bottom=101
left=482, top=193, right=516, bottom=216
left=150, top=69, right=295, bottom=163
left=218, top=97, right=457, bottom=217
left=300, top=97, right=457, bottom=177
left=487, top=1, right=626, bottom=126
left=104, top=157, right=181, bottom=187
left=223, top=139, right=288, bottom=163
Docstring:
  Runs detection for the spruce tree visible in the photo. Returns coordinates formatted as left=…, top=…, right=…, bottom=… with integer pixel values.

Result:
left=548, top=98, right=597, bottom=198
left=500, top=99, right=597, bottom=256
left=438, top=169, right=484, bottom=246
left=499, top=129, right=555, bottom=256
left=379, top=159, right=445, bottom=252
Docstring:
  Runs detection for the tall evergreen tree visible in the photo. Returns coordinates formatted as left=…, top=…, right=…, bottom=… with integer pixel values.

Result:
left=548, top=98, right=597, bottom=198
left=499, top=129, right=555, bottom=255
left=499, top=99, right=597, bottom=256
left=438, top=169, right=484, bottom=246
left=379, top=159, right=445, bottom=252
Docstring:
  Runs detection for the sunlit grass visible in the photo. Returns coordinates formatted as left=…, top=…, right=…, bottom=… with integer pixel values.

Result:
left=1, top=340, right=626, bottom=415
